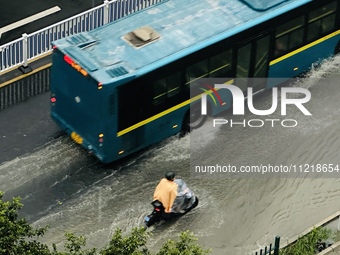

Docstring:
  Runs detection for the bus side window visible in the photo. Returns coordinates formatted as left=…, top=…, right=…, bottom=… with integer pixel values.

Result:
left=167, top=72, right=181, bottom=97
left=275, top=16, right=304, bottom=57
left=152, top=72, right=181, bottom=105
left=254, top=35, right=270, bottom=78
left=209, top=49, right=233, bottom=78
left=185, top=59, right=209, bottom=84
left=153, top=78, right=167, bottom=105
left=236, top=44, right=251, bottom=78
left=307, top=1, right=337, bottom=41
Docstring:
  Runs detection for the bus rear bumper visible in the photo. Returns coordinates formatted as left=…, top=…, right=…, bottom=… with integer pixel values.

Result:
left=50, top=112, right=108, bottom=163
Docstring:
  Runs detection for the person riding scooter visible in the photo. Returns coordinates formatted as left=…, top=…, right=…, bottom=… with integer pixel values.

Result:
left=145, top=172, right=198, bottom=227
left=153, top=171, right=178, bottom=216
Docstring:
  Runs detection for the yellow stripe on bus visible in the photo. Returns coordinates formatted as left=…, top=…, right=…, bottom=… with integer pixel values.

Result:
left=117, top=28, right=340, bottom=137
left=117, top=79, right=234, bottom=137
left=270, top=29, right=340, bottom=66
left=117, top=99, right=191, bottom=136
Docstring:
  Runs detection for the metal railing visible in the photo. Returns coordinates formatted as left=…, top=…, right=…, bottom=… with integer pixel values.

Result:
left=0, top=68, right=51, bottom=111
left=254, top=236, right=280, bottom=255
left=0, top=0, right=164, bottom=74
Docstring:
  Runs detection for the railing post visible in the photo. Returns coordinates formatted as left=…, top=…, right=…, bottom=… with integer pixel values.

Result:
left=19, top=33, right=32, bottom=74
left=103, top=0, right=110, bottom=24
left=273, top=236, right=281, bottom=255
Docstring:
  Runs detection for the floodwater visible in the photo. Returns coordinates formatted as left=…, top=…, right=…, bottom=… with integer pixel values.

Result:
left=1, top=56, right=340, bottom=254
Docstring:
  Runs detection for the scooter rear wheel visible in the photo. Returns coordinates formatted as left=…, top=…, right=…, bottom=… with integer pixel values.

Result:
left=144, top=213, right=159, bottom=227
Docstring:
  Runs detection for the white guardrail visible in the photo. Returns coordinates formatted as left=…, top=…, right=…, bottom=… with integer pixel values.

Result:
left=0, top=0, right=164, bottom=74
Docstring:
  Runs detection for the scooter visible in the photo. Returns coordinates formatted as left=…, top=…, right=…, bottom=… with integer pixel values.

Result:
left=144, top=179, right=199, bottom=227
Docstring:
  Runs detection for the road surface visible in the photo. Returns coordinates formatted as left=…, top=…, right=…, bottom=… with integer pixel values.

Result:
left=0, top=0, right=103, bottom=45
left=1, top=56, right=340, bottom=254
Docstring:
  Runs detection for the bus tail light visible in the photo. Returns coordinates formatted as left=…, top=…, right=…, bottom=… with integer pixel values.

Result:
left=99, top=134, right=104, bottom=145
left=64, top=55, right=88, bottom=76
left=51, top=93, right=57, bottom=104
left=80, top=69, right=88, bottom=76
left=98, top=82, right=103, bottom=89
left=64, top=55, right=74, bottom=65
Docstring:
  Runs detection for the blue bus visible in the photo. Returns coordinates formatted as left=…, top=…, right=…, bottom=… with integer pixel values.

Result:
left=50, top=0, right=340, bottom=163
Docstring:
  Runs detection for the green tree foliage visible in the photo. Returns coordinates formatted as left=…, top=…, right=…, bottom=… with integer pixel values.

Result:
left=51, top=232, right=96, bottom=255
left=100, top=228, right=150, bottom=255
left=0, top=192, right=210, bottom=255
left=156, top=231, right=211, bottom=255
left=0, top=191, right=50, bottom=255
left=281, top=227, right=332, bottom=255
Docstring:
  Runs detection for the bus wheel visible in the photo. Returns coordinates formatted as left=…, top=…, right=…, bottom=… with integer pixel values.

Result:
left=181, top=108, right=207, bottom=135
left=334, top=40, right=340, bottom=55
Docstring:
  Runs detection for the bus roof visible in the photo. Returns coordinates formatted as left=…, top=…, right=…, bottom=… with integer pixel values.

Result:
left=52, top=0, right=311, bottom=85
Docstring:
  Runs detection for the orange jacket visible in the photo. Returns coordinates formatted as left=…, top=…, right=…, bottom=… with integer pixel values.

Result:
left=153, top=178, right=178, bottom=213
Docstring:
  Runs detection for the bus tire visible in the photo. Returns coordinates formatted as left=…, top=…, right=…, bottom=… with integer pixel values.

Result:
left=181, top=106, right=207, bottom=135
left=334, top=40, right=340, bottom=55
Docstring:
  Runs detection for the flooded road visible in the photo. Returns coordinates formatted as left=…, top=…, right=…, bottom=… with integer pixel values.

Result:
left=1, top=56, right=340, bottom=254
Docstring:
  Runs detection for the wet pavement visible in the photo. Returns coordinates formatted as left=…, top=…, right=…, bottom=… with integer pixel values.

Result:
left=0, top=92, right=60, bottom=163
left=1, top=56, right=340, bottom=255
